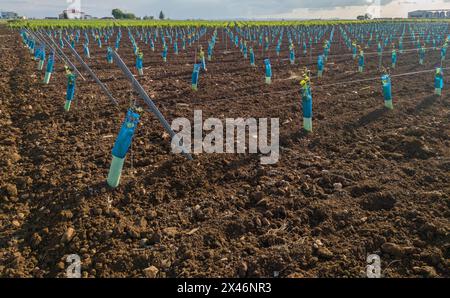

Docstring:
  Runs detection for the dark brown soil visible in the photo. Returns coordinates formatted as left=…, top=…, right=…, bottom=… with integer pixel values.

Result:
left=0, top=24, right=449, bottom=278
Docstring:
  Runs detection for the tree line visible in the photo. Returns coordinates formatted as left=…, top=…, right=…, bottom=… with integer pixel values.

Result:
left=112, top=9, right=165, bottom=20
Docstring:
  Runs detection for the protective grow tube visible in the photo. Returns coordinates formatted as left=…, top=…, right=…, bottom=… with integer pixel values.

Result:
left=115, top=37, right=121, bottom=51
left=97, top=35, right=102, bottom=48
left=150, top=39, right=155, bottom=52
left=435, top=68, right=444, bottom=96
left=391, top=49, right=397, bottom=69
left=64, top=72, right=77, bottom=112
left=323, top=40, right=330, bottom=62
left=107, top=109, right=141, bottom=188
left=419, top=46, right=425, bottom=65
left=377, top=43, right=383, bottom=68
left=264, top=59, right=272, bottom=85
left=250, top=48, right=255, bottom=67
left=317, top=55, right=324, bottom=78
left=441, top=44, right=447, bottom=63
left=199, top=47, right=207, bottom=71
left=20, top=31, right=28, bottom=47
left=162, top=46, right=168, bottom=63
left=43, top=51, right=55, bottom=84
left=37, top=47, right=46, bottom=71
left=289, top=44, right=295, bottom=65
left=29, top=39, right=35, bottom=55
left=358, top=50, right=365, bottom=73
left=301, top=80, right=313, bottom=132
left=208, top=43, right=213, bottom=61
left=352, top=42, right=357, bottom=60
left=191, top=64, right=201, bottom=91
left=83, top=43, right=90, bottom=59
left=382, top=74, right=393, bottom=110
left=106, top=47, right=113, bottom=64
left=136, top=52, right=144, bottom=76
left=34, top=47, right=41, bottom=61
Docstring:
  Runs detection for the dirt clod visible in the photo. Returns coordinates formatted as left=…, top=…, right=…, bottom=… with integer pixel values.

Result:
left=4, top=183, right=18, bottom=198
left=413, top=266, right=438, bottom=278
left=61, top=227, right=76, bottom=244
left=144, top=266, right=159, bottom=278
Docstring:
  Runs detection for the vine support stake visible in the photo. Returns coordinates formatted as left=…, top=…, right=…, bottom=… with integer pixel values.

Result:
left=111, top=50, right=193, bottom=161
left=34, top=30, right=86, bottom=81
left=63, top=38, right=118, bottom=106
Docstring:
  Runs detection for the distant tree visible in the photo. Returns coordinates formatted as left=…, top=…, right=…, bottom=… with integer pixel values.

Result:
left=112, top=9, right=124, bottom=19
left=124, top=12, right=137, bottom=19
left=159, top=11, right=165, bottom=20
left=143, top=16, right=154, bottom=20
left=112, top=8, right=136, bottom=19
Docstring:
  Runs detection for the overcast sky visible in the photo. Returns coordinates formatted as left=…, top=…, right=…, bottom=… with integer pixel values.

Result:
left=2, top=0, right=450, bottom=19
